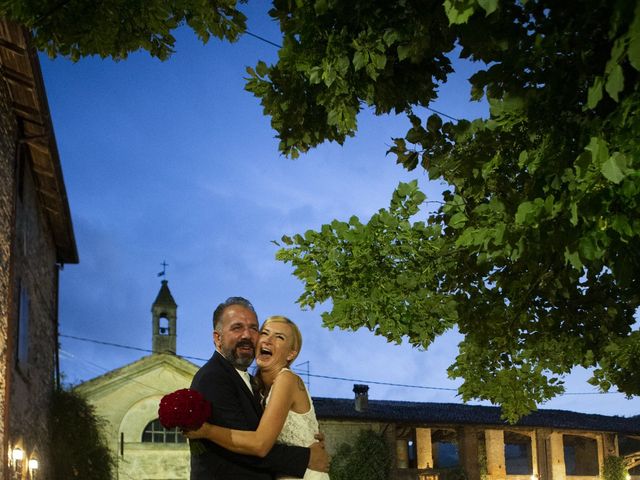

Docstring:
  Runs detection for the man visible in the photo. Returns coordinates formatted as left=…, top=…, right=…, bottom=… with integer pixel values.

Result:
left=190, top=296, right=329, bottom=479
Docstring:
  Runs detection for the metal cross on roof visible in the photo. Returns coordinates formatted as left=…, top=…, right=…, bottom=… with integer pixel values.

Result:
left=157, top=260, right=169, bottom=277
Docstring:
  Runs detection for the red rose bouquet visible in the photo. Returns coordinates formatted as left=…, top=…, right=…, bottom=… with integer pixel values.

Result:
left=158, top=388, right=211, bottom=430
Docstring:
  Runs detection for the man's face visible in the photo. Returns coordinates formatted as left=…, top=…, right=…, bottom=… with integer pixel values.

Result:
left=214, top=305, right=259, bottom=370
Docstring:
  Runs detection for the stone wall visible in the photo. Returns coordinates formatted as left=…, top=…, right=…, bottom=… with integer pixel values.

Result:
left=318, top=417, right=617, bottom=480
left=0, top=60, right=18, bottom=480
left=7, top=149, right=58, bottom=478
left=319, top=419, right=391, bottom=457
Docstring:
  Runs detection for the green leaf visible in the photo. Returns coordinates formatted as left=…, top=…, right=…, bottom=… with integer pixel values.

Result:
left=397, top=44, right=411, bottom=61
left=450, top=212, right=468, bottom=229
left=426, top=114, right=443, bottom=132
left=494, top=223, right=506, bottom=245
left=353, top=51, right=366, bottom=71
left=314, top=0, right=328, bottom=15
left=627, top=4, right=640, bottom=69
left=397, top=182, right=411, bottom=197
left=579, top=236, right=598, bottom=261
left=443, top=0, right=476, bottom=24
left=600, top=152, right=628, bottom=184
left=570, top=202, right=578, bottom=226
left=629, top=29, right=640, bottom=71
left=383, top=29, right=399, bottom=46
left=605, top=64, right=624, bottom=102
left=586, top=77, right=603, bottom=109
left=405, top=127, right=425, bottom=144
left=585, top=137, right=609, bottom=165
left=564, top=248, right=583, bottom=270
left=477, top=0, right=498, bottom=15
left=515, top=201, right=535, bottom=225
left=256, top=61, right=268, bottom=77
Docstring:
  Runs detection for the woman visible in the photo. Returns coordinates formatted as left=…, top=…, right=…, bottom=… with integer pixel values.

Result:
left=184, top=315, right=329, bottom=480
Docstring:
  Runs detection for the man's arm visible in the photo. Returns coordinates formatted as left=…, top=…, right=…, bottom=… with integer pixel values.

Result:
left=186, top=372, right=300, bottom=457
left=191, top=361, right=311, bottom=477
left=308, top=442, right=330, bottom=472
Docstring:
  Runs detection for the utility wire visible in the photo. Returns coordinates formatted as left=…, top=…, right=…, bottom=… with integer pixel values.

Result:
left=60, top=349, right=171, bottom=395
left=60, top=333, right=455, bottom=391
left=309, top=373, right=456, bottom=392
left=242, top=27, right=463, bottom=123
left=60, top=333, right=622, bottom=396
left=244, top=30, right=282, bottom=49
left=425, top=106, right=460, bottom=122
left=61, top=333, right=209, bottom=362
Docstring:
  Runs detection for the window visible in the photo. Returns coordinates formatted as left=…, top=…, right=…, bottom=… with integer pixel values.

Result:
left=159, top=317, right=170, bottom=335
left=432, top=429, right=459, bottom=468
left=504, top=431, right=532, bottom=474
left=16, top=283, right=30, bottom=366
left=563, top=435, right=598, bottom=475
left=141, top=419, right=186, bottom=443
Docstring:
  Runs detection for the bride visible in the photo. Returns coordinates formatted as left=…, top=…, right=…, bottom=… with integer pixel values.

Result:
left=184, top=315, right=330, bottom=480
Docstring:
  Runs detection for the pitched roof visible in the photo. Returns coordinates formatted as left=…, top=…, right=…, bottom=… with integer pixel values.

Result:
left=153, top=280, right=177, bottom=307
left=0, top=19, right=78, bottom=263
left=75, top=353, right=198, bottom=397
left=313, top=397, right=640, bottom=434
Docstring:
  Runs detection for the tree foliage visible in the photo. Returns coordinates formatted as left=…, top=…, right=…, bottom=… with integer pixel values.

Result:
left=0, top=0, right=246, bottom=60
left=4, top=0, right=638, bottom=422
left=329, top=429, right=391, bottom=480
left=50, top=388, right=115, bottom=480
left=249, top=0, right=640, bottom=421
left=603, top=455, right=629, bottom=480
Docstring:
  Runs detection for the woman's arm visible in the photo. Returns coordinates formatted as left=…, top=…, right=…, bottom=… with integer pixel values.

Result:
left=184, top=371, right=298, bottom=457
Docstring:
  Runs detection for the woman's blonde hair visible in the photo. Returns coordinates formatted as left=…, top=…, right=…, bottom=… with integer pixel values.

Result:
left=262, top=315, right=303, bottom=363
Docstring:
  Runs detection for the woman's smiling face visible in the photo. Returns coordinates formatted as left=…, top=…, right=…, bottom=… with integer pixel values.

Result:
left=255, top=321, right=298, bottom=370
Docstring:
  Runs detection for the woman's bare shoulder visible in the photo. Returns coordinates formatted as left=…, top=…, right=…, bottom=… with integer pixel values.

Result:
left=271, top=368, right=305, bottom=394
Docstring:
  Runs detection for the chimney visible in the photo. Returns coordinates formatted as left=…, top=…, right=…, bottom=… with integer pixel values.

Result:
left=353, top=384, right=369, bottom=412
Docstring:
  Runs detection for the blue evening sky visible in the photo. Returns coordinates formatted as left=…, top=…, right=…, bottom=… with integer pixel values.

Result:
left=40, top=2, right=637, bottom=417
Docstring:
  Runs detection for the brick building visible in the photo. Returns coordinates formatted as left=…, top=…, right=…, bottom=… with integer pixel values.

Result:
left=0, top=19, right=78, bottom=480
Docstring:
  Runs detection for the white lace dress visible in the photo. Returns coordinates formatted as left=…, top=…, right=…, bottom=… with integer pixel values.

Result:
left=266, top=369, right=330, bottom=480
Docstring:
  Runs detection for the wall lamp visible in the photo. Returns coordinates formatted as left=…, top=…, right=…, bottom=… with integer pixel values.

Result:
left=10, top=447, right=24, bottom=478
left=28, top=458, right=39, bottom=479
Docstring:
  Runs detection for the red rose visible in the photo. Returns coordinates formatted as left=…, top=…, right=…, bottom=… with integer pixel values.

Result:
left=158, top=388, right=211, bottom=430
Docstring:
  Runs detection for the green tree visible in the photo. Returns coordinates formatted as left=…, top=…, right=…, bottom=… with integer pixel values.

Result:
left=603, top=455, right=629, bottom=480
left=4, top=0, right=638, bottom=421
left=330, top=429, right=391, bottom=480
left=246, top=0, right=640, bottom=421
left=50, top=388, right=115, bottom=480
left=0, top=0, right=246, bottom=60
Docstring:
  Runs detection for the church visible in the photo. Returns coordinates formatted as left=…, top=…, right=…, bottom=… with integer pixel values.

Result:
left=75, top=280, right=197, bottom=480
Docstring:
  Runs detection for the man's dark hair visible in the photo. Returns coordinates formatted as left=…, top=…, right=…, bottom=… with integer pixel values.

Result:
left=212, top=296, right=256, bottom=331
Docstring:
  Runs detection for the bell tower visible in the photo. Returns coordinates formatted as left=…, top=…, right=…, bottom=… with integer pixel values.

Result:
left=151, top=280, right=177, bottom=354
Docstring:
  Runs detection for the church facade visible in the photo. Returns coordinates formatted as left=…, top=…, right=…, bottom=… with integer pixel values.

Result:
left=76, top=281, right=198, bottom=480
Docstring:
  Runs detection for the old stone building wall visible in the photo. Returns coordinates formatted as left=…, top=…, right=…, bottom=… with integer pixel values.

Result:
left=7, top=151, right=59, bottom=477
left=1, top=19, right=77, bottom=479
left=0, top=53, right=18, bottom=480
left=317, top=416, right=629, bottom=480
left=319, top=419, right=390, bottom=456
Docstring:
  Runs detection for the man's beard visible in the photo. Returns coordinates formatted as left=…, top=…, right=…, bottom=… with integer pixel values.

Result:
left=221, top=339, right=255, bottom=369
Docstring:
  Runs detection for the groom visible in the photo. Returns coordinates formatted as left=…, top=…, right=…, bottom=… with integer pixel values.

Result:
left=190, top=296, right=329, bottom=479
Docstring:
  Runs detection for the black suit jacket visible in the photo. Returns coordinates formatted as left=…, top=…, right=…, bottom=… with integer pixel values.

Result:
left=190, top=351, right=310, bottom=479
